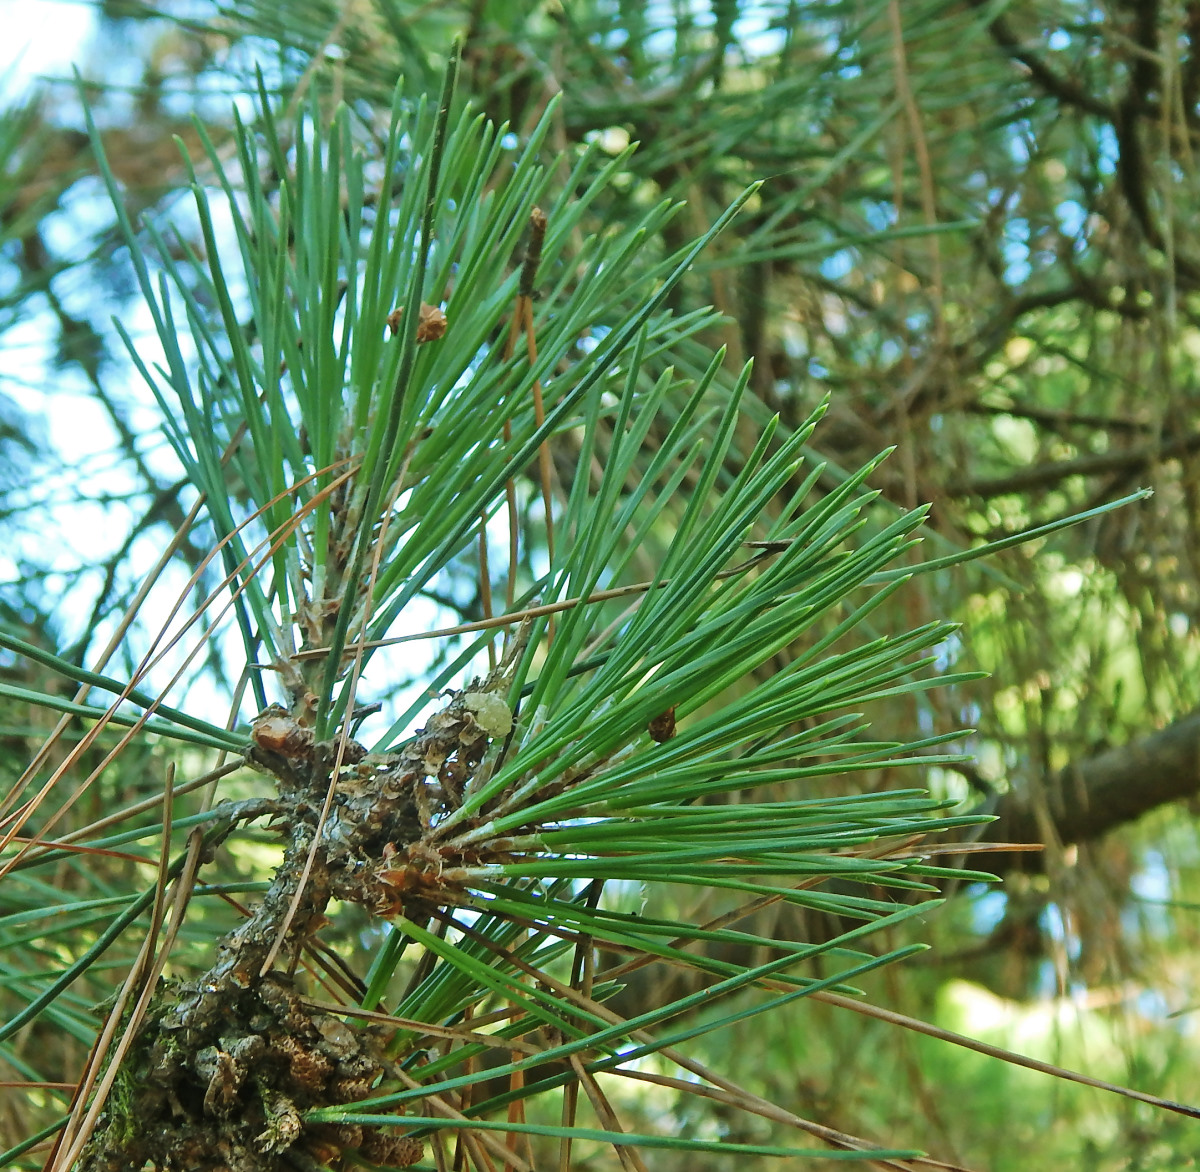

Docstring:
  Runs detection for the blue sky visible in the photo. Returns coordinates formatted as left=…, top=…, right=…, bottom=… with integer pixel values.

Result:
left=1, top=1, right=95, bottom=91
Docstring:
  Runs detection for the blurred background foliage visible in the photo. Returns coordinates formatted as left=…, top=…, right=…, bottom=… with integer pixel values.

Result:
left=5, top=1, right=1200, bottom=1168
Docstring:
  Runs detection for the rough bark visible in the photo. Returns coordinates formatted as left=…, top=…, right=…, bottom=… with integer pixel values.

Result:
left=79, top=651, right=525, bottom=1172
left=968, top=708, right=1200, bottom=873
